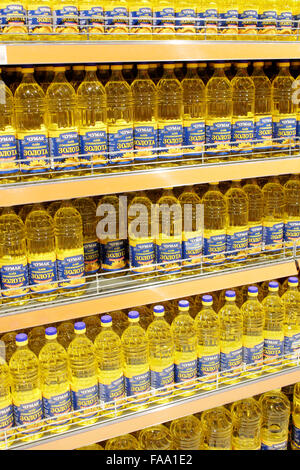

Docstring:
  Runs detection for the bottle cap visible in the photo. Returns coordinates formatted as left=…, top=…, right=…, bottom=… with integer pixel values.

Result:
left=288, top=276, right=298, bottom=286
left=45, top=327, right=57, bottom=339
left=137, top=64, right=148, bottom=70
left=111, top=65, right=122, bottom=70
left=74, top=321, right=86, bottom=334
left=225, top=290, right=236, bottom=300
left=202, top=295, right=213, bottom=305
left=16, top=333, right=28, bottom=345
left=269, top=281, right=279, bottom=291
left=153, top=305, right=165, bottom=316
left=178, top=300, right=189, bottom=311
left=128, top=311, right=140, bottom=322
left=164, top=63, right=175, bottom=69
left=101, top=315, right=112, bottom=326
left=248, top=286, right=258, bottom=296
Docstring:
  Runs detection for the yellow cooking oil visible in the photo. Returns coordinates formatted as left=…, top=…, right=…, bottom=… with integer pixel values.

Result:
left=259, top=390, right=290, bottom=449
left=262, top=176, right=285, bottom=258
left=292, top=382, right=300, bottom=450
left=231, top=398, right=262, bottom=450
left=284, top=174, right=300, bottom=254
left=94, top=315, right=125, bottom=415
left=201, top=406, right=232, bottom=449
left=0, top=210, right=29, bottom=305
left=243, top=178, right=264, bottom=260
left=197, top=62, right=210, bottom=85
left=251, top=62, right=272, bottom=157
left=277, top=0, right=294, bottom=39
left=104, top=0, right=129, bottom=40
left=77, top=65, right=108, bottom=173
left=218, top=0, right=238, bottom=39
left=54, top=203, right=85, bottom=297
left=27, top=0, right=53, bottom=40
left=105, top=433, right=140, bottom=449
left=139, top=424, right=173, bottom=450
left=15, top=66, right=50, bottom=180
left=122, top=64, right=136, bottom=84
left=57, top=321, right=75, bottom=350
left=79, top=0, right=104, bottom=40
left=1, top=332, right=17, bottom=363
left=281, top=277, right=300, bottom=365
left=0, top=355, right=14, bottom=449
left=259, top=0, right=278, bottom=40
left=238, top=0, right=259, bottom=40
left=194, top=294, right=220, bottom=391
left=1, top=0, right=27, bottom=40
left=9, top=333, right=43, bottom=441
left=97, top=65, right=110, bottom=85
left=39, top=327, right=72, bottom=433
left=171, top=415, right=202, bottom=450
left=200, top=0, right=218, bottom=40
left=129, top=0, right=153, bottom=39
left=83, top=316, right=101, bottom=342
left=175, top=0, right=197, bottom=39
left=153, top=0, right=175, bottom=39
left=47, top=200, right=61, bottom=219
left=262, top=281, right=284, bottom=372
left=67, top=322, right=99, bottom=426
left=52, top=0, right=79, bottom=38
left=70, top=65, right=85, bottom=92
left=121, top=311, right=150, bottom=411
left=46, top=65, right=80, bottom=178
left=219, top=290, right=243, bottom=385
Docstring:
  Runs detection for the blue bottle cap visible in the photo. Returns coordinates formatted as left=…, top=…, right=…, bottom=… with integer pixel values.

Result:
left=153, top=305, right=165, bottom=314
left=288, top=277, right=298, bottom=284
left=15, top=333, right=28, bottom=344
left=202, top=295, right=213, bottom=304
left=74, top=321, right=86, bottom=331
left=269, top=281, right=279, bottom=290
left=128, top=311, right=139, bottom=320
left=101, top=315, right=112, bottom=324
left=45, top=327, right=57, bottom=337
left=225, top=290, right=236, bottom=298
left=178, top=300, right=189, bottom=308
left=248, top=286, right=258, bottom=294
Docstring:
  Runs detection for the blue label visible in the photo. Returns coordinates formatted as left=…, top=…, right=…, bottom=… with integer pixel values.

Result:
left=273, top=117, right=296, bottom=148
left=0, top=134, right=18, bottom=175
left=108, top=127, right=133, bottom=163
left=71, top=385, right=98, bottom=410
left=226, top=229, right=249, bottom=261
left=158, top=123, right=183, bottom=159
left=259, top=10, right=277, bottom=29
left=49, top=131, right=80, bottom=171
left=43, top=391, right=72, bottom=424
left=293, top=425, right=300, bottom=446
left=182, top=235, right=202, bottom=267
left=134, top=124, right=157, bottom=160
left=263, top=222, right=284, bottom=252
left=174, top=360, right=197, bottom=383
left=105, top=7, right=128, bottom=29
left=129, top=240, right=155, bottom=273
left=284, top=220, right=300, bottom=245
left=1, top=4, right=26, bottom=25
left=28, top=7, right=52, bottom=30
left=1, top=262, right=28, bottom=298
left=83, top=241, right=100, bottom=275
left=255, top=116, right=272, bottom=149
left=277, top=12, right=293, bottom=30
left=205, top=120, right=231, bottom=155
left=248, top=225, right=263, bottom=253
left=154, top=8, right=175, bottom=27
left=183, top=121, right=205, bottom=155
left=79, top=130, right=108, bottom=168
left=124, top=371, right=150, bottom=397
left=175, top=9, right=196, bottom=29
left=219, top=10, right=238, bottom=30
left=29, top=259, right=57, bottom=294
left=239, top=10, right=258, bottom=28
left=130, top=8, right=152, bottom=28
left=203, top=233, right=226, bottom=265
left=197, top=354, right=220, bottom=379
left=18, top=133, right=49, bottom=174
left=14, top=399, right=43, bottom=431
left=100, top=239, right=127, bottom=273
left=261, top=441, right=287, bottom=450
left=0, top=404, right=13, bottom=430
left=99, top=376, right=124, bottom=403
left=284, top=332, right=300, bottom=354
left=55, top=6, right=78, bottom=26
left=264, top=338, right=284, bottom=358
left=57, top=254, right=85, bottom=288
left=243, top=341, right=264, bottom=364
left=150, top=364, right=174, bottom=389
left=156, top=240, right=182, bottom=273
left=231, top=119, right=254, bottom=154
left=220, top=347, right=243, bottom=374
left=79, top=7, right=104, bottom=28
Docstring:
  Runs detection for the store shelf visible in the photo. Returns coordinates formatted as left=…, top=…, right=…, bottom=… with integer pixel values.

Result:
left=15, top=366, right=300, bottom=450
left=1, top=155, right=300, bottom=207
left=2, top=40, right=300, bottom=65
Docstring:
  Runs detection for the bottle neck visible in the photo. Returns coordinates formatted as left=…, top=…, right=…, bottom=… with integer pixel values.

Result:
left=84, top=70, right=99, bottom=82
left=235, top=67, right=249, bottom=78
left=137, top=69, right=150, bottom=80
left=53, top=71, right=68, bottom=83
left=252, top=65, right=264, bottom=76
left=288, top=285, right=298, bottom=292
left=21, top=71, right=36, bottom=84
left=278, top=66, right=290, bottom=77
left=185, top=67, right=198, bottom=79
left=213, top=67, right=226, bottom=78
left=225, top=299, right=236, bottom=307
left=162, top=68, right=176, bottom=80
left=110, top=69, right=124, bottom=81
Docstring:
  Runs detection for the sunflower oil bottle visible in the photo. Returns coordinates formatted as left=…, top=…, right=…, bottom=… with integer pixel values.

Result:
left=153, top=0, right=175, bottom=38
left=238, top=0, right=259, bottom=39
left=262, top=176, right=285, bottom=257
left=47, top=200, right=61, bottom=219
left=97, top=64, right=110, bottom=85
left=9, top=333, right=43, bottom=441
left=219, top=290, right=243, bottom=384
left=277, top=0, right=294, bottom=38
left=146, top=306, right=174, bottom=402
left=0, top=210, right=29, bottom=305
left=284, top=174, right=300, bottom=253
left=171, top=300, right=197, bottom=395
left=1, top=0, right=27, bottom=38
left=27, top=0, right=53, bottom=38
left=79, top=0, right=104, bottom=38
left=243, top=179, right=264, bottom=258
left=121, top=311, right=150, bottom=410
left=202, top=182, right=227, bottom=269
left=241, top=286, right=264, bottom=378
left=54, top=203, right=85, bottom=296
left=171, top=415, right=202, bottom=450
left=231, top=398, right=261, bottom=450
left=205, top=62, right=232, bottom=160
left=25, top=205, right=58, bottom=302
left=157, top=64, right=183, bottom=164
left=139, top=424, right=173, bottom=450
left=70, top=66, right=85, bottom=91
left=67, top=322, right=99, bottom=426
left=105, top=65, right=134, bottom=166
left=105, top=433, right=140, bottom=449
left=194, top=295, right=220, bottom=390
left=0, top=356, right=14, bottom=449
left=218, top=0, right=239, bottom=38
left=73, top=198, right=100, bottom=276
left=281, top=277, right=300, bottom=364
left=46, top=66, right=80, bottom=177
left=1, top=332, right=17, bottom=363
left=262, top=281, right=284, bottom=371
left=77, top=65, right=108, bottom=172
left=129, top=0, right=153, bottom=38
left=199, top=0, right=218, bottom=39
left=260, top=390, right=290, bottom=449
left=53, top=0, right=79, bottom=36
left=104, top=0, right=129, bottom=38
left=57, top=321, right=75, bottom=349
left=15, top=66, right=50, bottom=179
left=39, top=327, right=72, bottom=433
left=122, top=64, right=135, bottom=84
left=225, top=181, right=249, bottom=265
left=201, top=406, right=232, bottom=450
left=181, top=63, right=205, bottom=161
left=251, top=61, right=272, bottom=156
left=292, top=383, right=300, bottom=450
left=131, top=64, right=157, bottom=167
left=258, top=0, right=278, bottom=38
left=175, top=0, right=197, bottom=37
left=197, top=62, right=210, bottom=85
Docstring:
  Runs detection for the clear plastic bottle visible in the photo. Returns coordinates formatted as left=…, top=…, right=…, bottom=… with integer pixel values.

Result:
left=251, top=61, right=272, bottom=156
left=47, top=200, right=61, bottom=219
left=292, top=382, right=300, bottom=450
left=262, top=176, right=285, bottom=257
left=70, top=66, right=85, bottom=91
left=28, top=326, right=46, bottom=357
left=219, top=0, right=238, bottom=38
left=97, top=64, right=110, bottom=85
left=0, top=356, right=14, bottom=449
left=1, top=332, right=17, bottom=363
left=284, top=174, right=300, bottom=253
left=281, top=277, right=300, bottom=365
left=122, top=64, right=136, bottom=84
left=146, top=305, right=174, bottom=402
left=105, top=433, right=140, bottom=449
left=121, top=311, right=150, bottom=410
left=171, top=415, right=202, bottom=450
left=67, top=322, right=99, bottom=426
left=39, top=327, right=72, bottom=433
left=231, top=398, right=262, bottom=450
left=79, top=0, right=104, bottom=38
left=238, top=0, right=259, bottom=39
left=201, top=406, right=232, bottom=449
left=201, top=0, right=218, bottom=39
left=9, top=333, right=43, bottom=441
left=175, top=0, right=197, bottom=37
left=277, top=0, right=294, bottom=38
left=139, top=424, right=173, bottom=450
left=129, top=0, right=153, bottom=38
left=27, top=0, right=53, bottom=38
left=197, top=62, right=210, bottom=85
left=219, top=290, right=243, bottom=384
left=1, top=0, right=27, bottom=38
left=53, top=0, right=79, bottom=36
left=260, top=390, right=290, bottom=449
left=262, top=281, right=284, bottom=371
left=104, top=0, right=129, bottom=38
left=243, top=178, right=264, bottom=258
left=153, top=0, right=175, bottom=38
left=259, top=0, right=278, bottom=38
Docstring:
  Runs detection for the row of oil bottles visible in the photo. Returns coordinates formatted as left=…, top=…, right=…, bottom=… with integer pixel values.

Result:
left=1, top=175, right=299, bottom=305
left=78, top=388, right=300, bottom=450
left=0, top=277, right=299, bottom=448
left=1, top=59, right=300, bottom=182
left=0, top=0, right=298, bottom=40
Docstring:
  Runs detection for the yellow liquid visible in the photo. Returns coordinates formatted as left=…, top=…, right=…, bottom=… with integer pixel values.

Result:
left=231, top=398, right=261, bottom=450
left=0, top=0, right=27, bottom=39
left=171, top=415, right=202, bottom=450
left=281, top=282, right=300, bottom=365
left=153, top=0, right=175, bottom=39
left=0, top=332, right=17, bottom=363
left=104, top=0, right=129, bottom=39
left=201, top=406, right=232, bottom=449
left=259, top=390, right=290, bottom=449
left=105, top=434, right=140, bottom=449
left=262, top=177, right=285, bottom=258
left=27, top=0, right=53, bottom=40
left=129, top=0, right=153, bottom=39
left=241, top=293, right=264, bottom=378
left=262, top=288, right=284, bottom=372
left=292, top=383, right=300, bottom=449
left=52, top=0, right=79, bottom=38
left=74, top=198, right=100, bottom=276
left=284, top=175, right=300, bottom=254
left=251, top=62, right=272, bottom=157
left=0, top=358, right=14, bottom=449
left=243, top=179, right=264, bottom=259
left=139, top=424, right=173, bottom=450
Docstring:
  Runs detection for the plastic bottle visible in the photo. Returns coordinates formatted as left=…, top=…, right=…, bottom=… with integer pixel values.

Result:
left=219, top=290, right=243, bottom=384
left=94, top=315, right=125, bottom=412
left=47, top=200, right=61, bottom=219
left=194, top=294, right=220, bottom=390
left=243, top=179, right=264, bottom=258
left=105, top=65, right=134, bottom=166
left=54, top=203, right=85, bottom=297
left=97, top=64, right=110, bottom=85
left=84, top=316, right=101, bottom=342
left=259, top=0, right=278, bottom=38
left=39, top=327, right=72, bottom=433
left=104, top=0, right=129, bottom=38
left=238, top=0, right=259, bottom=39
left=139, top=424, right=173, bottom=450
left=0, top=210, right=29, bottom=305
left=105, top=434, right=140, bottom=449
left=153, top=0, right=175, bottom=38
left=225, top=180, right=249, bottom=265
left=77, top=64, right=108, bottom=172
left=201, top=0, right=218, bottom=39
left=219, top=0, right=239, bottom=38
left=231, top=398, right=262, bottom=450
left=201, top=406, right=232, bottom=449
left=57, top=321, right=75, bottom=350
left=67, top=322, right=99, bottom=426
left=281, top=277, right=300, bottom=364
left=251, top=61, right=272, bottom=156
left=1, top=0, right=27, bottom=38
left=131, top=64, right=157, bottom=167
left=277, top=0, right=294, bottom=38
left=205, top=62, right=232, bottom=160
left=171, top=414, right=202, bottom=450
left=241, top=286, right=264, bottom=378
left=122, top=64, right=136, bottom=84
left=197, top=62, right=210, bottom=85
left=262, top=176, right=285, bottom=257
left=28, top=326, right=46, bottom=357
left=284, top=174, right=300, bottom=253
left=27, top=0, right=53, bottom=37
left=260, top=390, right=290, bottom=449
left=53, top=0, right=79, bottom=35
left=262, top=281, right=284, bottom=371
left=0, top=332, right=16, bottom=363
left=129, top=0, right=153, bottom=38
left=175, top=0, right=197, bottom=37
left=46, top=65, right=80, bottom=177
left=292, top=382, right=300, bottom=449
left=14, top=66, right=50, bottom=179
left=9, top=333, right=43, bottom=441
left=121, top=311, right=150, bottom=410
left=157, top=64, right=183, bottom=164
left=0, top=356, right=14, bottom=449
left=146, top=305, right=174, bottom=402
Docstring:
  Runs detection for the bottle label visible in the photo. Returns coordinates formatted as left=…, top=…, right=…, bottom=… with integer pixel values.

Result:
left=57, top=251, right=85, bottom=289
left=220, top=346, right=243, bottom=378
left=130, top=8, right=152, bottom=33
left=242, top=336, right=264, bottom=368
left=183, top=120, right=205, bottom=156
left=284, top=331, right=300, bottom=356
left=158, top=121, right=183, bottom=160
left=272, top=115, right=296, bottom=149
left=43, top=390, right=72, bottom=425
left=231, top=118, right=254, bottom=154
left=263, top=221, right=284, bottom=252
left=284, top=220, right=300, bottom=247
left=105, top=7, right=128, bottom=33
left=79, top=7, right=104, bottom=32
left=71, top=384, right=98, bottom=411
left=124, top=370, right=150, bottom=402
left=108, top=125, right=134, bottom=164
left=182, top=231, right=202, bottom=267
left=28, top=256, right=57, bottom=294
left=174, top=359, right=197, bottom=384
left=49, top=130, right=80, bottom=172
left=133, top=122, right=157, bottom=161
left=83, top=241, right=100, bottom=275
left=261, top=441, right=287, bottom=450
left=1, top=4, right=26, bottom=27
left=154, top=8, right=175, bottom=34
left=203, top=9, right=218, bottom=34
left=263, top=335, right=284, bottom=364
left=248, top=224, right=263, bottom=254
left=197, top=348, right=220, bottom=380
left=0, top=258, right=29, bottom=299
left=226, top=227, right=249, bottom=262
left=292, top=425, right=300, bottom=447
left=155, top=237, right=182, bottom=274
left=175, top=9, right=196, bottom=34
left=239, top=10, right=258, bottom=33
left=79, top=127, right=108, bottom=168
left=0, top=402, right=13, bottom=431
left=99, top=374, right=125, bottom=404
left=259, top=10, right=277, bottom=34
left=18, top=132, right=50, bottom=174
left=277, top=12, right=293, bottom=33
left=13, top=398, right=43, bottom=433
left=100, top=239, right=127, bottom=272
left=254, top=115, right=272, bottom=150
left=129, top=237, right=155, bottom=274
left=203, top=231, right=226, bottom=265
left=150, top=364, right=174, bottom=391
left=0, top=133, right=18, bottom=176
left=205, top=119, right=231, bottom=155
left=54, top=6, right=78, bottom=28
left=219, top=10, right=238, bottom=34
left=28, top=6, right=52, bottom=32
